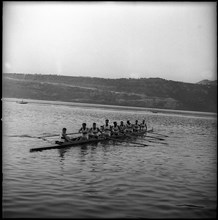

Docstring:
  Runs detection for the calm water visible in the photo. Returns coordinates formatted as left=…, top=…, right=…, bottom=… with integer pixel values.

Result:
left=2, top=99, right=217, bottom=218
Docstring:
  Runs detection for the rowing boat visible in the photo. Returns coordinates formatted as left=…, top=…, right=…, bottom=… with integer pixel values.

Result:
left=30, top=129, right=152, bottom=152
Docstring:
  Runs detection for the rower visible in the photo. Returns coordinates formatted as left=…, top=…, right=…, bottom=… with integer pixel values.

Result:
left=100, top=125, right=104, bottom=133
left=125, top=120, right=133, bottom=133
left=119, top=121, right=126, bottom=133
left=140, top=120, right=147, bottom=131
left=59, top=128, right=71, bottom=142
left=102, top=119, right=112, bottom=137
left=133, top=120, right=140, bottom=132
left=78, top=123, right=89, bottom=140
left=111, top=121, right=120, bottom=136
left=89, top=123, right=102, bottom=139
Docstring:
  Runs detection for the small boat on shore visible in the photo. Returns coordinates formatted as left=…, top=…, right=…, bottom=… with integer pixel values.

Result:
left=17, top=100, right=28, bottom=104
left=151, top=111, right=158, bottom=113
left=30, top=129, right=153, bottom=152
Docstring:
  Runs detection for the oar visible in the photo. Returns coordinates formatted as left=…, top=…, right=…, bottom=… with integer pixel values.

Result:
left=40, top=137, right=55, bottom=144
left=41, top=136, right=76, bottom=145
left=106, top=136, right=148, bottom=147
left=149, top=132, right=169, bottom=137
left=146, top=128, right=168, bottom=137
left=144, top=135, right=165, bottom=141
left=140, top=138, right=168, bottom=145
left=123, top=133, right=155, bottom=146
left=36, top=132, right=80, bottom=139
left=124, top=133, right=168, bottom=145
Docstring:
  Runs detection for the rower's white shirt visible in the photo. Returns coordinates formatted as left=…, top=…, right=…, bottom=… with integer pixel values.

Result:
left=59, top=132, right=68, bottom=142
left=79, top=127, right=89, bottom=138
left=102, top=124, right=111, bottom=135
left=112, top=125, right=119, bottom=133
left=119, top=125, right=126, bottom=132
left=89, top=127, right=100, bottom=135
left=140, top=123, right=147, bottom=130
left=103, top=124, right=111, bottom=130
left=126, top=123, right=133, bottom=129
left=134, top=124, right=140, bottom=130
left=119, top=125, right=125, bottom=129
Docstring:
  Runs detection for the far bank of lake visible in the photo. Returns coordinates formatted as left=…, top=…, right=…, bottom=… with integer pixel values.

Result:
left=2, top=97, right=216, bottom=119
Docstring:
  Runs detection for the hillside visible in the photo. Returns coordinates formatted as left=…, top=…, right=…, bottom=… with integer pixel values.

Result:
left=197, top=79, right=217, bottom=86
left=2, top=73, right=217, bottom=112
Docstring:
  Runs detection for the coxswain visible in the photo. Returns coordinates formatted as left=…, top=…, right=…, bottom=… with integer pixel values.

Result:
left=140, top=120, right=147, bottom=131
left=78, top=123, right=89, bottom=140
left=133, top=120, right=140, bottom=132
left=102, top=119, right=112, bottom=137
left=111, top=121, right=120, bottom=136
left=59, top=128, right=71, bottom=142
left=119, top=121, right=126, bottom=133
left=89, top=123, right=102, bottom=139
left=125, top=120, right=133, bottom=133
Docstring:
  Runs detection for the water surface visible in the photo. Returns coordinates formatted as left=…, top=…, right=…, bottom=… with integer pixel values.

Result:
left=2, top=99, right=217, bottom=218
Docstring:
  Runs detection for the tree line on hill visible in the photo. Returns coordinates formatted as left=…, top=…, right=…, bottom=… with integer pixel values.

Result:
left=2, top=73, right=217, bottom=112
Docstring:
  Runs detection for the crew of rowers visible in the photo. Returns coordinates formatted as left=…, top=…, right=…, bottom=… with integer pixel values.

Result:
left=60, top=119, right=147, bottom=142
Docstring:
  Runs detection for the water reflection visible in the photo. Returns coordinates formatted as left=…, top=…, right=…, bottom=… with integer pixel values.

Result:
left=3, top=100, right=217, bottom=218
left=79, top=145, right=89, bottom=163
left=58, top=148, right=67, bottom=161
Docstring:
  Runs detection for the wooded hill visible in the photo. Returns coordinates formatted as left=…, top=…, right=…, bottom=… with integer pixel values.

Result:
left=2, top=73, right=217, bottom=112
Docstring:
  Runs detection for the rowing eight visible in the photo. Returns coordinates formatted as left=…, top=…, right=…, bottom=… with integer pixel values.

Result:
left=30, top=129, right=153, bottom=152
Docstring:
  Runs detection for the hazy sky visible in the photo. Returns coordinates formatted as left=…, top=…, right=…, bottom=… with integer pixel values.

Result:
left=3, top=2, right=217, bottom=83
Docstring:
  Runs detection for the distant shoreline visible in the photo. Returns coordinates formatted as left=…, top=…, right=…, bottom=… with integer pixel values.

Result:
left=2, top=97, right=217, bottom=118
left=3, top=73, right=217, bottom=113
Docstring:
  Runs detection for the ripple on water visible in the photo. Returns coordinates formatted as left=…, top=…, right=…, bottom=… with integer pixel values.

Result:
left=2, top=100, right=217, bottom=218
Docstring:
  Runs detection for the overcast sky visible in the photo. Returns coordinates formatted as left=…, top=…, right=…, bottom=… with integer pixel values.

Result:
left=3, top=2, right=216, bottom=83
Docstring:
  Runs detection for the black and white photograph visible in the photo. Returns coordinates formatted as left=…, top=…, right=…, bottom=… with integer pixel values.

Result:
left=2, top=1, right=217, bottom=218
